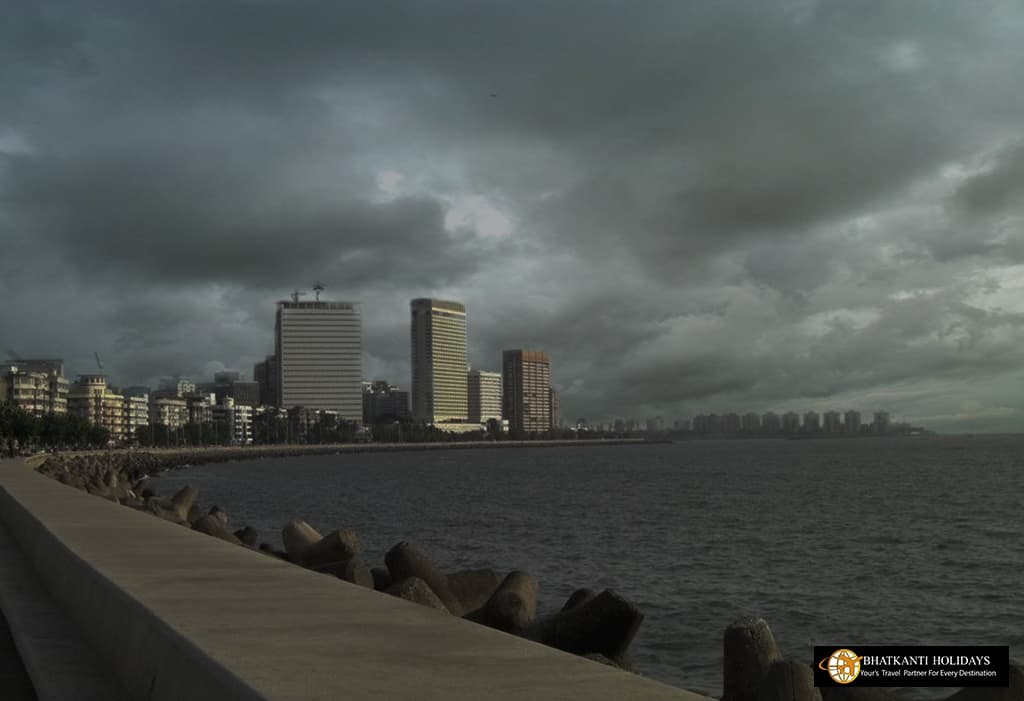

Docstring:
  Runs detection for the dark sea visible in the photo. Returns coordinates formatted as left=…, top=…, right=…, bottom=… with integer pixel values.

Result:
left=155, top=436, right=1024, bottom=698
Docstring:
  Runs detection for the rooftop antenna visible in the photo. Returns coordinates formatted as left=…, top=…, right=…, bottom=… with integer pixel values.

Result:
left=313, top=282, right=325, bottom=302
left=290, top=289, right=307, bottom=303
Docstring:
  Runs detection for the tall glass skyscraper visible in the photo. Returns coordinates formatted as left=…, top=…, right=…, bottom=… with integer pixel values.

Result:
left=410, top=299, right=468, bottom=424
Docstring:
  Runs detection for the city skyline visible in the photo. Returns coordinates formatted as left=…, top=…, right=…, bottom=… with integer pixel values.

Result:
left=0, top=294, right=967, bottom=433
left=5, top=3, right=1024, bottom=433
left=4, top=314, right=557, bottom=444
left=0, top=351, right=930, bottom=438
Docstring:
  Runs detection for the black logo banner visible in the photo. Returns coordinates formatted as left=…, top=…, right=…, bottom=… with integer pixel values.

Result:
left=813, top=646, right=1009, bottom=687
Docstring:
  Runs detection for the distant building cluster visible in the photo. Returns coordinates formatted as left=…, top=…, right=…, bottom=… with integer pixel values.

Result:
left=569, top=410, right=917, bottom=437
left=685, top=410, right=892, bottom=436
left=7, top=287, right=931, bottom=448
left=0, top=362, right=256, bottom=446
left=253, top=295, right=559, bottom=436
left=404, top=297, right=557, bottom=435
left=362, top=380, right=411, bottom=423
left=3, top=290, right=564, bottom=447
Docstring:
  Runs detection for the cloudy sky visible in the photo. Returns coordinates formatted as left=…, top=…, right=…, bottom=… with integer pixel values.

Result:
left=3, top=1, right=1024, bottom=432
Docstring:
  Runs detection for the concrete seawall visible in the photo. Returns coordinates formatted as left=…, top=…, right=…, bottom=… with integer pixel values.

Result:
left=0, top=458, right=710, bottom=700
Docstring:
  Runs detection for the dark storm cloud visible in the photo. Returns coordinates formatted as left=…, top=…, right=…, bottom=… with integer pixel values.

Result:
left=451, top=1, right=1001, bottom=276
left=596, top=294, right=1024, bottom=413
left=954, top=142, right=1024, bottom=215
left=1, top=0, right=1001, bottom=268
left=6, top=147, right=491, bottom=289
left=4, top=0, right=1024, bottom=428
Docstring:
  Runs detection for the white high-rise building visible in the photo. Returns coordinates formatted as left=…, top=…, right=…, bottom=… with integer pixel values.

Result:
left=468, top=370, right=502, bottom=423
left=275, top=299, right=362, bottom=420
left=410, top=299, right=468, bottom=423
left=68, top=375, right=126, bottom=443
left=1, top=360, right=69, bottom=416
left=123, top=394, right=150, bottom=442
left=214, top=397, right=253, bottom=445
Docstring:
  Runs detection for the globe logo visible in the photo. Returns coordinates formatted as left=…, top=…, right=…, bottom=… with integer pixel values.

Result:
left=818, top=648, right=863, bottom=684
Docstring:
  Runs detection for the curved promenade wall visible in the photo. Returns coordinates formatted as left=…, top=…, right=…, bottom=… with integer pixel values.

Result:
left=0, top=458, right=709, bottom=700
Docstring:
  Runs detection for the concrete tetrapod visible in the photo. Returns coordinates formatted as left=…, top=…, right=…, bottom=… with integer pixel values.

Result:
left=446, top=569, right=502, bottom=617
left=340, top=559, right=375, bottom=589
left=233, top=526, right=259, bottom=548
left=466, top=570, right=538, bottom=636
left=723, top=616, right=784, bottom=701
left=371, top=567, right=392, bottom=591
left=385, top=542, right=461, bottom=613
left=562, top=588, right=597, bottom=611
left=258, top=543, right=289, bottom=560
left=192, top=514, right=244, bottom=545
left=528, top=589, right=642, bottom=669
left=385, top=577, right=451, bottom=613
left=144, top=495, right=188, bottom=525
left=169, top=485, right=198, bottom=521
left=310, top=557, right=374, bottom=588
left=281, top=520, right=322, bottom=563
left=755, top=660, right=822, bottom=701
left=583, top=653, right=620, bottom=668
left=303, top=529, right=362, bottom=568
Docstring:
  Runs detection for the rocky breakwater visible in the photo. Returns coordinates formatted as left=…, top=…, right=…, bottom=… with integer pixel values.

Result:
left=36, top=448, right=350, bottom=485
left=31, top=455, right=1024, bottom=699
left=37, top=452, right=174, bottom=495
left=34, top=453, right=649, bottom=674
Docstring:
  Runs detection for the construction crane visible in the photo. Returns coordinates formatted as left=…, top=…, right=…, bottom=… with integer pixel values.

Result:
left=94, top=352, right=103, bottom=371
left=290, top=289, right=307, bottom=303
left=313, top=282, right=325, bottom=302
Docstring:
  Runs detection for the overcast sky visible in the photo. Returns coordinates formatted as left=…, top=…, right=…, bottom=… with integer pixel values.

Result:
left=3, top=1, right=1024, bottom=431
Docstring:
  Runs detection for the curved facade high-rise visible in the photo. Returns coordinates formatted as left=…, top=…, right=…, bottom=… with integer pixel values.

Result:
left=410, top=299, right=468, bottom=424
